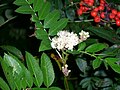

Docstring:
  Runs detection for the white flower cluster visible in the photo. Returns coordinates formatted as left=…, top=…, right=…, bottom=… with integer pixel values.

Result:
left=51, top=30, right=90, bottom=50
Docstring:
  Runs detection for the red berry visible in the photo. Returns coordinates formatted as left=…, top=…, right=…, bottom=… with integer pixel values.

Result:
left=79, top=1, right=84, bottom=6
left=80, top=6, right=85, bottom=11
left=117, top=12, right=120, bottom=18
left=80, top=6, right=88, bottom=12
left=111, top=9, right=117, bottom=15
left=91, top=11, right=98, bottom=17
left=84, top=7, right=89, bottom=12
left=100, top=0, right=105, bottom=4
left=94, top=16, right=101, bottom=23
left=109, top=13, right=115, bottom=19
left=116, top=20, right=120, bottom=26
left=89, top=0, right=94, bottom=3
left=100, top=12, right=105, bottom=18
left=115, top=16, right=119, bottom=21
left=98, top=5, right=104, bottom=11
left=100, top=3, right=104, bottom=6
left=93, top=7, right=99, bottom=12
left=84, top=0, right=89, bottom=2
left=87, top=2, right=94, bottom=6
left=77, top=9, right=83, bottom=15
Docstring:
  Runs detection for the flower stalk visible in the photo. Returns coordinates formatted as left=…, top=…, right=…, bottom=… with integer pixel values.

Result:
left=64, top=76, right=70, bottom=90
left=50, top=30, right=90, bottom=90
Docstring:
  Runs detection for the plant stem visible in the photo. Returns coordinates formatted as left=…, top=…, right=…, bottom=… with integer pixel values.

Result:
left=56, top=60, right=62, bottom=70
left=68, top=19, right=93, bottom=23
left=64, top=76, right=69, bottom=90
left=0, top=16, right=17, bottom=27
left=80, top=51, right=97, bottom=58
left=79, top=51, right=104, bottom=61
left=61, top=50, right=69, bottom=64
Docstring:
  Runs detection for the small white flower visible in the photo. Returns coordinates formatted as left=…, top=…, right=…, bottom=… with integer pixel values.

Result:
left=65, top=32, right=79, bottom=50
left=62, top=64, right=71, bottom=76
left=51, top=37, right=58, bottom=49
left=79, top=30, right=90, bottom=41
left=57, top=30, right=70, bottom=37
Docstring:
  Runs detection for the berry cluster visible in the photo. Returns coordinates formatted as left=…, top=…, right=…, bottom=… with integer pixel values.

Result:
left=77, top=0, right=120, bottom=26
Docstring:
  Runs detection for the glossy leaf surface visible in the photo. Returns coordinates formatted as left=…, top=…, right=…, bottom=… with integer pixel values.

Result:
left=41, top=53, right=55, bottom=87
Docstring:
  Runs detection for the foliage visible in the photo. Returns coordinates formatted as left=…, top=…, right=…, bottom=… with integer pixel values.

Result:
left=1, top=0, right=120, bottom=90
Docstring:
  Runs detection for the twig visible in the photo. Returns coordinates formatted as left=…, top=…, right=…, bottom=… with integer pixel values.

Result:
left=0, top=16, right=17, bottom=27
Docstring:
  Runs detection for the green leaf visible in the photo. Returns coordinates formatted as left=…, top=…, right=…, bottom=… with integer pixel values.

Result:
left=1, top=53, right=24, bottom=90
left=13, top=0, right=33, bottom=5
left=4, top=53, right=23, bottom=79
left=116, top=85, right=120, bottom=90
left=67, top=50, right=80, bottom=55
left=28, top=0, right=34, bottom=4
left=92, top=58, right=102, bottom=69
left=15, top=5, right=33, bottom=14
left=65, top=8, right=75, bottom=21
left=1, top=59, right=15, bottom=90
left=0, top=45, right=23, bottom=59
left=49, top=87, right=62, bottom=90
left=94, top=70, right=107, bottom=77
left=54, top=0, right=63, bottom=9
left=103, top=61, right=109, bottom=70
left=32, top=87, right=62, bottom=90
left=0, top=77, right=10, bottom=90
left=0, top=56, right=2, bottom=62
left=39, top=39, right=52, bottom=52
left=76, top=58, right=87, bottom=73
left=2, top=67, right=16, bottom=90
left=105, top=58, right=120, bottom=74
left=33, top=0, right=44, bottom=12
left=80, top=77, right=91, bottom=88
left=80, top=78, right=91, bottom=85
left=85, top=39, right=98, bottom=45
left=116, top=27, right=120, bottom=34
left=41, top=53, right=55, bottom=87
left=5, top=9, right=13, bottom=19
left=26, top=52, right=43, bottom=87
left=44, top=10, right=60, bottom=28
left=82, top=81, right=90, bottom=88
left=20, top=78, right=27, bottom=89
left=24, top=67, right=33, bottom=87
left=32, top=88, right=48, bottom=90
left=31, top=14, right=39, bottom=22
left=35, top=22, right=43, bottom=29
left=102, top=78, right=113, bottom=87
left=13, top=0, right=28, bottom=6
left=78, top=42, right=86, bottom=51
left=38, top=2, right=51, bottom=20
left=85, top=43, right=106, bottom=53
left=49, top=18, right=68, bottom=36
left=87, top=84, right=93, bottom=90
left=9, top=53, right=33, bottom=88
left=35, top=29, right=48, bottom=40
left=101, top=45, right=119, bottom=58
left=95, top=78, right=113, bottom=87
left=0, top=16, right=5, bottom=25
left=87, top=26, right=120, bottom=44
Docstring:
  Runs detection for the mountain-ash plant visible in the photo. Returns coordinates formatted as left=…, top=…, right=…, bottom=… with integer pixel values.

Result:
left=1, top=0, right=120, bottom=90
